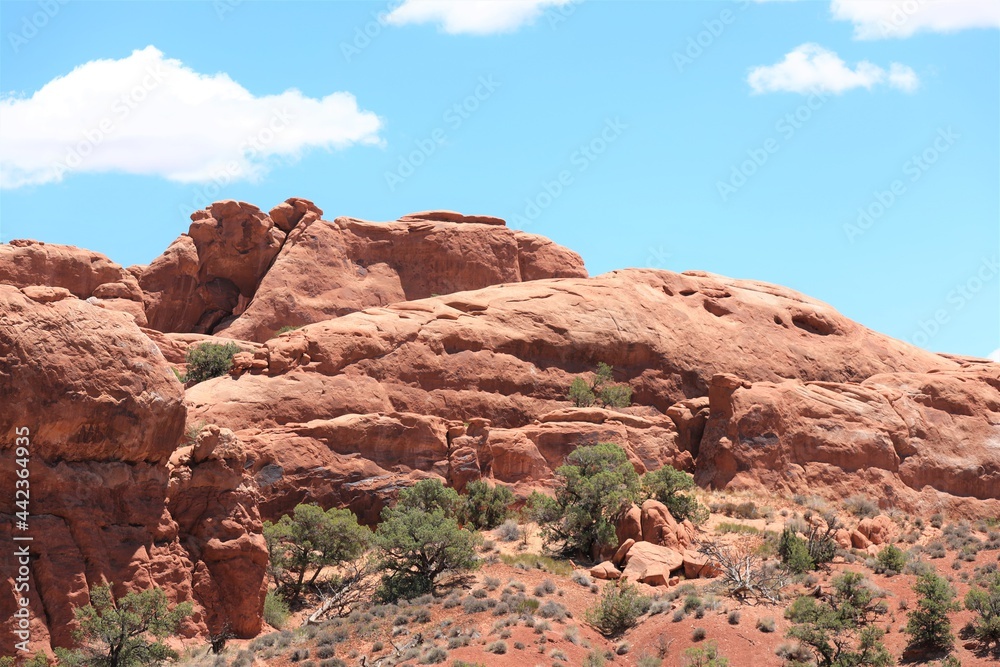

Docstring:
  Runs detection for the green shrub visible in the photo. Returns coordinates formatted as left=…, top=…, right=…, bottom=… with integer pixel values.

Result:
left=183, top=342, right=240, bottom=384
left=874, top=544, right=907, bottom=576
left=682, top=641, right=729, bottom=667
left=585, top=579, right=651, bottom=637
left=568, top=363, right=632, bottom=408
left=786, top=571, right=891, bottom=667
left=716, top=522, right=761, bottom=535
left=56, top=585, right=192, bottom=667
left=263, top=503, right=371, bottom=604
left=641, top=466, right=708, bottom=525
left=375, top=480, right=480, bottom=602
left=905, top=572, right=960, bottom=653
left=965, top=570, right=1000, bottom=653
left=263, top=589, right=290, bottom=629
left=458, top=480, right=513, bottom=530
left=528, top=442, right=640, bottom=559
left=778, top=528, right=815, bottom=574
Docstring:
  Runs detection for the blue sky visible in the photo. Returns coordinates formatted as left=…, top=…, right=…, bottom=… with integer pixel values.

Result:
left=1, top=0, right=997, bottom=359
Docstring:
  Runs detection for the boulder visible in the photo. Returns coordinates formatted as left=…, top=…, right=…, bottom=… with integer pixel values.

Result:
left=682, top=549, right=721, bottom=579
left=621, top=541, right=684, bottom=587
left=857, top=515, right=897, bottom=546
left=590, top=561, right=622, bottom=580
left=613, top=538, right=635, bottom=567
left=616, top=505, right=643, bottom=545
left=640, top=499, right=680, bottom=549
left=851, top=530, right=873, bottom=550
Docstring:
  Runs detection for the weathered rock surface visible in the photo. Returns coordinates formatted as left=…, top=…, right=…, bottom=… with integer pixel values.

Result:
left=0, top=287, right=265, bottom=652
left=0, top=239, right=147, bottom=324
left=620, top=541, right=683, bottom=586
left=696, top=363, right=1000, bottom=517
left=589, top=561, right=622, bottom=580
left=140, top=198, right=587, bottom=342
left=185, top=267, right=964, bottom=520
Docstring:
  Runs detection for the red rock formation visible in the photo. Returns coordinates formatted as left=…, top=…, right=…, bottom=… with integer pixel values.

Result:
left=0, top=239, right=147, bottom=325
left=140, top=198, right=587, bottom=342
left=0, top=286, right=266, bottom=653
left=696, top=362, right=1000, bottom=517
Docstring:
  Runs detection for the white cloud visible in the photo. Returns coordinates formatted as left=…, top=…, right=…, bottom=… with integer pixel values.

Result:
left=0, top=46, right=382, bottom=189
left=831, top=0, right=1000, bottom=40
left=989, top=348, right=1000, bottom=363
left=386, top=0, right=574, bottom=35
left=748, top=43, right=919, bottom=94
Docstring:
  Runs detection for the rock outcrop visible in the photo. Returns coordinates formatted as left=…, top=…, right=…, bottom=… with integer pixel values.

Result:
left=182, top=266, right=972, bottom=520
left=0, top=286, right=266, bottom=653
left=0, top=239, right=147, bottom=325
left=140, top=199, right=587, bottom=342
left=696, top=363, right=1000, bottom=517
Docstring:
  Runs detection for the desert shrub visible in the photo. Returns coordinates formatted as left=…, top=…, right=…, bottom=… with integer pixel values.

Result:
left=485, top=640, right=508, bottom=654
left=716, top=522, right=760, bottom=535
left=528, top=442, right=640, bottom=559
left=905, top=572, right=960, bottom=654
left=572, top=571, right=593, bottom=587
left=641, top=465, right=709, bottom=525
left=499, top=553, right=573, bottom=576
left=778, top=528, right=814, bottom=574
left=844, top=495, right=880, bottom=518
left=183, top=342, right=240, bottom=384
left=458, top=480, right=514, bottom=530
left=263, top=589, right=290, bottom=628
left=419, top=646, right=447, bottom=664
left=497, top=519, right=521, bottom=542
left=585, top=579, right=651, bottom=637
left=692, top=627, right=707, bottom=641
left=964, top=570, right=1000, bottom=653
left=263, top=503, right=371, bottom=604
left=728, top=610, right=741, bottom=625
left=700, top=538, right=788, bottom=603
left=785, top=571, right=891, bottom=667
left=756, top=616, right=776, bottom=633
left=538, top=600, right=570, bottom=621
left=375, top=480, right=480, bottom=602
left=462, top=597, right=488, bottom=614
left=616, top=642, right=630, bottom=655
left=682, top=641, right=729, bottom=667
left=55, top=585, right=192, bottom=667
left=874, top=544, right=908, bottom=576
left=568, top=363, right=632, bottom=408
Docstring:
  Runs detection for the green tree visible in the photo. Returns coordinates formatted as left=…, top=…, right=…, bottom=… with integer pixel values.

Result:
left=375, top=479, right=481, bottom=601
left=567, top=363, right=632, bottom=408
left=529, top=442, right=640, bottom=559
left=568, top=376, right=596, bottom=407
left=57, top=586, right=192, bottom=667
left=641, top=465, right=708, bottom=525
left=395, top=478, right=462, bottom=517
left=458, top=480, right=513, bottom=530
left=778, top=527, right=815, bottom=574
left=585, top=579, right=651, bottom=636
left=263, top=503, right=371, bottom=605
left=965, top=571, right=1000, bottom=653
left=182, top=342, right=240, bottom=384
left=905, top=572, right=960, bottom=654
left=786, top=571, right=892, bottom=667
left=874, top=544, right=907, bottom=576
